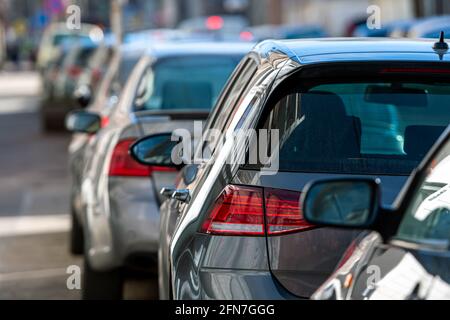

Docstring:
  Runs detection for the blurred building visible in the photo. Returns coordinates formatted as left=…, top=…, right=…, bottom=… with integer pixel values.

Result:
left=247, top=0, right=416, bottom=36
left=414, top=0, right=450, bottom=16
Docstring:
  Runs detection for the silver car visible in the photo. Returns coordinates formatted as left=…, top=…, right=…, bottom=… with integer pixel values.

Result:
left=68, top=41, right=147, bottom=256
left=67, top=42, right=252, bottom=299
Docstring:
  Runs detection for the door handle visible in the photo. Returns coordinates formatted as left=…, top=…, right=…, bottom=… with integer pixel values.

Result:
left=160, top=188, right=175, bottom=198
left=172, top=189, right=191, bottom=203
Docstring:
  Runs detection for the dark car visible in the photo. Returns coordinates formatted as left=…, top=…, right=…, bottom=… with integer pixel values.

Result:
left=305, top=126, right=450, bottom=300
left=133, top=38, right=450, bottom=299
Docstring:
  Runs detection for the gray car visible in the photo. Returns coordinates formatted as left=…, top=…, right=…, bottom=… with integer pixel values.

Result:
left=68, top=42, right=252, bottom=299
left=133, top=38, right=450, bottom=299
left=67, top=42, right=147, bottom=256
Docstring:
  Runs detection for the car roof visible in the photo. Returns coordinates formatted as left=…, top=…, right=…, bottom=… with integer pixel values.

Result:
left=145, top=42, right=255, bottom=59
left=119, top=41, right=149, bottom=58
left=252, top=38, right=450, bottom=65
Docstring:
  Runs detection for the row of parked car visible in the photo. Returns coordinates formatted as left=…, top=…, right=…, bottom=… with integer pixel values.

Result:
left=353, top=14, right=450, bottom=38
left=37, top=17, right=450, bottom=300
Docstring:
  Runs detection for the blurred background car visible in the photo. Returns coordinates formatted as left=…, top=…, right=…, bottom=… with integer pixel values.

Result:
left=41, top=38, right=99, bottom=131
left=178, top=14, right=249, bottom=41
left=73, top=33, right=117, bottom=107
left=408, top=15, right=450, bottom=38
left=352, top=19, right=416, bottom=37
left=242, top=24, right=327, bottom=42
left=135, top=38, right=450, bottom=300
left=36, top=22, right=103, bottom=72
left=66, top=41, right=252, bottom=299
left=67, top=40, right=148, bottom=258
left=306, top=127, right=450, bottom=300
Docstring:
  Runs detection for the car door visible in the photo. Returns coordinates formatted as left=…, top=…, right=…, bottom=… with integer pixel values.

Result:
left=349, top=133, right=450, bottom=300
left=158, top=57, right=258, bottom=299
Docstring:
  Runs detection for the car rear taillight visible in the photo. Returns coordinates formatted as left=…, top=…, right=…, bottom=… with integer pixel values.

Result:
left=240, top=31, right=254, bottom=42
left=109, top=138, right=150, bottom=177
left=109, top=138, right=177, bottom=177
left=68, top=65, right=82, bottom=78
left=100, top=116, right=109, bottom=128
left=200, top=185, right=315, bottom=236
left=91, top=68, right=102, bottom=83
left=264, top=188, right=315, bottom=235
left=206, top=16, right=224, bottom=31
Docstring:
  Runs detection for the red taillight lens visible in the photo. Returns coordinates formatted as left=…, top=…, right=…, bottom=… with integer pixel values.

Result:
left=92, top=68, right=102, bottom=82
left=265, top=188, right=315, bottom=235
left=240, top=31, right=254, bottom=42
left=206, top=16, right=224, bottom=30
left=201, top=185, right=265, bottom=236
left=67, top=65, right=82, bottom=78
left=109, top=138, right=151, bottom=177
left=100, top=116, right=109, bottom=128
left=200, top=185, right=315, bottom=236
left=108, top=138, right=177, bottom=177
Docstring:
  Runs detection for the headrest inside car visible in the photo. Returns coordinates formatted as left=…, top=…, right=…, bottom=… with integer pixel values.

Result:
left=404, top=125, right=446, bottom=159
left=162, top=81, right=212, bottom=110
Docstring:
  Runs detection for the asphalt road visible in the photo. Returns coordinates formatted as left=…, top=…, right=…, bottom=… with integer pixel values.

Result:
left=0, top=72, right=157, bottom=300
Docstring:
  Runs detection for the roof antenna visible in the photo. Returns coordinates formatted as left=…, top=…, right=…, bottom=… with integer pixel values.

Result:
left=433, top=31, right=449, bottom=50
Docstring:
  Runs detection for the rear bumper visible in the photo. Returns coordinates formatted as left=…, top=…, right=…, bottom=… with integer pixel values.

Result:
left=197, top=269, right=298, bottom=300
left=109, top=177, right=161, bottom=265
left=85, top=177, right=161, bottom=271
left=171, top=235, right=297, bottom=300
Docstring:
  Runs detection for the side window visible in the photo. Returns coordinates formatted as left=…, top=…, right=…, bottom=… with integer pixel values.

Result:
left=202, top=59, right=258, bottom=157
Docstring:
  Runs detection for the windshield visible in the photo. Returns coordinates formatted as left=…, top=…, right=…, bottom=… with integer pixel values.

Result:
left=136, top=55, right=242, bottom=111
left=396, top=140, right=450, bottom=249
left=261, top=80, right=450, bottom=175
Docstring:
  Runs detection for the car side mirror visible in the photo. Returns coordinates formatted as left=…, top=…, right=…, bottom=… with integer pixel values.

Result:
left=302, top=178, right=381, bottom=229
left=74, top=85, right=92, bottom=108
left=65, top=110, right=101, bottom=134
left=130, top=133, right=181, bottom=168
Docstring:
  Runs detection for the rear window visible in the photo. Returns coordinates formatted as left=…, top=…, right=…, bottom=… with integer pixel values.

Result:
left=136, top=55, right=242, bottom=111
left=259, top=79, right=450, bottom=176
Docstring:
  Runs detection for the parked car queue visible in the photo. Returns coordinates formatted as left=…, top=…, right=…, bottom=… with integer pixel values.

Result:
left=129, top=38, right=450, bottom=300
left=34, top=18, right=450, bottom=300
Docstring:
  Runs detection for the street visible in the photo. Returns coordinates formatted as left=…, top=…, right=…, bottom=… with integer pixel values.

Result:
left=0, top=72, right=156, bottom=299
